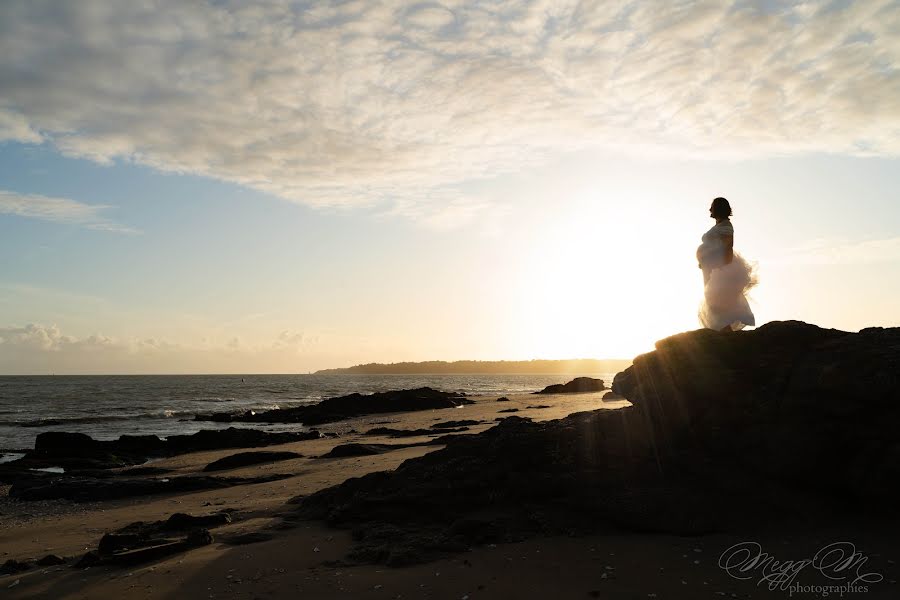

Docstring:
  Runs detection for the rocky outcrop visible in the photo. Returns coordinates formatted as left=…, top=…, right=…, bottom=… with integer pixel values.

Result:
left=363, top=426, right=470, bottom=437
left=74, top=512, right=231, bottom=568
left=0, top=559, right=30, bottom=575
left=195, top=387, right=473, bottom=425
left=318, top=443, right=420, bottom=458
left=203, top=451, right=302, bottom=472
left=534, top=377, right=606, bottom=394
left=430, top=420, right=482, bottom=428
left=293, top=321, right=900, bottom=566
left=0, top=428, right=323, bottom=483
left=610, top=320, right=900, bottom=499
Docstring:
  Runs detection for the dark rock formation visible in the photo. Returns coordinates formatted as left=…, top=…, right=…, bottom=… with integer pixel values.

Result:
left=203, top=451, right=302, bottom=472
left=1, top=559, right=30, bottom=575
left=74, top=552, right=100, bottom=568
left=77, top=512, right=229, bottom=568
left=534, top=377, right=606, bottom=394
left=525, top=405, right=551, bottom=409
left=496, top=397, right=510, bottom=402
left=162, top=512, right=233, bottom=530
left=195, top=387, right=473, bottom=426
left=610, top=320, right=900, bottom=500
left=0, top=428, right=322, bottom=484
left=601, top=391, right=625, bottom=401
left=318, top=443, right=417, bottom=458
left=363, top=426, right=469, bottom=438
left=165, top=428, right=322, bottom=453
left=497, top=408, right=519, bottom=413
left=36, top=554, right=66, bottom=566
left=293, top=321, right=900, bottom=566
left=429, top=420, right=482, bottom=428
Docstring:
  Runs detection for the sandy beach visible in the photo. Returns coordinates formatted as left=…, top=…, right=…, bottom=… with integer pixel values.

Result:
left=1, top=391, right=631, bottom=598
left=3, top=378, right=899, bottom=599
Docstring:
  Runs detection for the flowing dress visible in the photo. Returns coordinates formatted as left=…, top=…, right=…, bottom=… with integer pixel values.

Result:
left=696, top=219, right=756, bottom=330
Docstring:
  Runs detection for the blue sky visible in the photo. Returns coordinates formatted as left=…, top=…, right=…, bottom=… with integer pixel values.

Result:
left=1, top=1, right=899, bottom=373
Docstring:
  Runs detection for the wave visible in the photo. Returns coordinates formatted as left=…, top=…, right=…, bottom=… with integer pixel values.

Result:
left=3, top=403, right=294, bottom=428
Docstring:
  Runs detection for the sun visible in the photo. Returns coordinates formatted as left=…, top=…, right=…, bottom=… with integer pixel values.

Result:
left=506, top=199, right=702, bottom=359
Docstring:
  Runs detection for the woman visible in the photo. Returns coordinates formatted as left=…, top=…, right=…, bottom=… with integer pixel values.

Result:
left=696, top=197, right=756, bottom=331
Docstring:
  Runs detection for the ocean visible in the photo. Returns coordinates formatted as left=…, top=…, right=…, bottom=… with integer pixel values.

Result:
left=0, top=373, right=618, bottom=451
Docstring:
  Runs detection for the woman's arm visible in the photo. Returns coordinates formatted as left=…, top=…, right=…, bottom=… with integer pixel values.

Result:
left=721, top=234, right=734, bottom=264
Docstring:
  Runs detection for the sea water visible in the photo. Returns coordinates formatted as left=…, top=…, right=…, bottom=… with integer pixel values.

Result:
left=0, top=373, right=618, bottom=450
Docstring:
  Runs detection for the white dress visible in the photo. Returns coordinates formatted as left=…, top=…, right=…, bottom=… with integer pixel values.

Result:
left=696, top=219, right=756, bottom=330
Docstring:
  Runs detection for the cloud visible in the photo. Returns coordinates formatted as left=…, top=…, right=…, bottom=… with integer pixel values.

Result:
left=0, top=107, right=42, bottom=143
left=0, top=323, right=322, bottom=374
left=0, top=1, right=898, bottom=221
left=0, top=190, right=138, bottom=233
left=0, top=323, right=73, bottom=351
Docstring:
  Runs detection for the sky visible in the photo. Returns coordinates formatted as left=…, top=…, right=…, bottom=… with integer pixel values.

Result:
left=1, top=0, right=899, bottom=374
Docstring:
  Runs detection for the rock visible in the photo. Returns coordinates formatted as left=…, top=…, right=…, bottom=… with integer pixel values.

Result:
left=98, top=533, right=145, bottom=556
left=525, top=405, right=550, bottom=409
left=100, top=531, right=213, bottom=567
left=185, top=528, right=214, bottom=546
left=86, top=513, right=227, bottom=567
left=195, top=387, right=473, bottom=426
left=497, top=408, right=519, bottom=413
left=165, top=428, right=322, bottom=454
left=295, top=412, right=704, bottom=565
left=0, top=559, right=30, bottom=575
left=601, top=391, right=625, bottom=401
left=292, top=321, right=900, bottom=565
left=202, top=451, right=302, bottom=472
left=164, top=512, right=232, bottom=530
left=363, top=426, right=469, bottom=438
left=319, top=443, right=419, bottom=458
left=496, top=397, right=510, bottom=402
left=430, top=420, right=482, bottom=428
left=534, top=377, right=606, bottom=394
left=12, top=428, right=322, bottom=482
left=36, top=554, right=66, bottom=566
left=34, top=432, right=99, bottom=455
left=610, top=321, right=900, bottom=501
left=74, top=551, right=100, bottom=569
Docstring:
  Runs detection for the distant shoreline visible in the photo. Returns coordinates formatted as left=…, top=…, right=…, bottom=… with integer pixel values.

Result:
left=314, top=359, right=631, bottom=375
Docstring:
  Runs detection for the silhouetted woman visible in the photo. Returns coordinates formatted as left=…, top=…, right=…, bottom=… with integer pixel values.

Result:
left=696, top=197, right=756, bottom=331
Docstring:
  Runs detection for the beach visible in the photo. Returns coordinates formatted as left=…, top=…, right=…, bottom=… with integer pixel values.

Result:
left=3, top=387, right=899, bottom=599
left=3, top=323, right=900, bottom=598
left=1, top=390, right=639, bottom=598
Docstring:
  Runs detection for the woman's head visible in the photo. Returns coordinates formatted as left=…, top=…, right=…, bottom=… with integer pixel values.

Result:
left=709, top=197, right=732, bottom=220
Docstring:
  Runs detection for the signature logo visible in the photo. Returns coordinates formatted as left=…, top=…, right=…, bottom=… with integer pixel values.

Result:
left=718, top=541, right=883, bottom=594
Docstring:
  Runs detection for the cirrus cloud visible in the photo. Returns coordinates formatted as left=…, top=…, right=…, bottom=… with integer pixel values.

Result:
left=0, top=190, right=138, bottom=233
left=1, top=0, right=898, bottom=219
